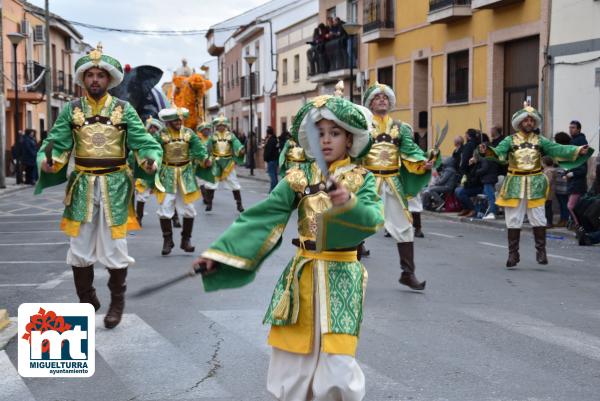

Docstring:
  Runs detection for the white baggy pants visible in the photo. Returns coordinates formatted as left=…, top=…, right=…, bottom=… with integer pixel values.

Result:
left=266, top=268, right=365, bottom=401
left=382, top=182, right=414, bottom=243
left=504, top=198, right=546, bottom=228
left=156, top=192, right=196, bottom=219
left=205, top=169, right=242, bottom=190
left=66, top=179, right=134, bottom=269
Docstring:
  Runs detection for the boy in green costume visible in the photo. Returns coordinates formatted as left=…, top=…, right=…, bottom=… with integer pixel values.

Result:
left=193, top=95, right=384, bottom=401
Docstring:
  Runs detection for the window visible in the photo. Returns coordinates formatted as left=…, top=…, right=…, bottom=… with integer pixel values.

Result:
left=235, top=61, right=239, bottom=86
left=447, top=50, right=469, bottom=103
left=282, top=58, right=288, bottom=85
left=293, top=55, right=300, bottom=81
left=254, top=42, right=260, bottom=73
left=377, top=66, right=393, bottom=89
left=347, top=0, right=358, bottom=23
left=327, top=6, right=336, bottom=18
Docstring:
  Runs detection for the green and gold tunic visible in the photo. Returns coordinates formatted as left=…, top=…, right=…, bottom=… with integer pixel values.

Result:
left=35, top=94, right=163, bottom=239
left=202, top=157, right=384, bottom=356
left=207, top=130, right=245, bottom=180
left=156, top=126, right=209, bottom=204
left=363, top=115, right=437, bottom=208
left=488, top=132, right=590, bottom=208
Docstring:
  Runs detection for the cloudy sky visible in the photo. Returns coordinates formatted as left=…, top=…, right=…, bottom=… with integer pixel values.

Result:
left=28, top=0, right=269, bottom=85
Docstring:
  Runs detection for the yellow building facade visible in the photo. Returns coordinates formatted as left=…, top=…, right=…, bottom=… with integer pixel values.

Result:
left=362, top=0, right=549, bottom=155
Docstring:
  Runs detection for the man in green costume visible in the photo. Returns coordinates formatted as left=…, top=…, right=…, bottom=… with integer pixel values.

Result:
left=482, top=103, right=591, bottom=268
left=203, top=114, right=246, bottom=212
left=155, top=107, right=211, bottom=256
left=36, top=44, right=163, bottom=329
left=362, top=82, right=438, bottom=290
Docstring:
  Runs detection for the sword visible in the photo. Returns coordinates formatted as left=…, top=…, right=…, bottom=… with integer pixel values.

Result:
left=304, top=118, right=336, bottom=191
left=430, top=122, right=448, bottom=160
left=44, top=140, right=54, bottom=167
left=130, top=263, right=208, bottom=298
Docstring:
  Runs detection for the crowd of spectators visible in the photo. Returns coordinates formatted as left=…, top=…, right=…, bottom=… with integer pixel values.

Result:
left=307, top=17, right=355, bottom=76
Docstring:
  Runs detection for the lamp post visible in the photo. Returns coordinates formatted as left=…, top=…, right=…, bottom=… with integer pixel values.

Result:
left=7, top=32, right=26, bottom=184
left=343, top=23, right=362, bottom=103
left=245, top=55, right=257, bottom=176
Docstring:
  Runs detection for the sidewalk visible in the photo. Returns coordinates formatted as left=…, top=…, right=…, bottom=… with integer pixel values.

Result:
left=422, top=209, right=574, bottom=237
left=0, top=176, right=31, bottom=197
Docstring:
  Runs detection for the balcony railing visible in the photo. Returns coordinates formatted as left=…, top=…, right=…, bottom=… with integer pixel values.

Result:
left=56, top=71, right=65, bottom=93
left=24, top=61, right=46, bottom=93
left=429, top=0, right=471, bottom=12
left=363, top=0, right=395, bottom=33
left=241, top=73, right=259, bottom=99
left=471, top=0, right=523, bottom=9
left=307, top=36, right=358, bottom=80
left=428, top=0, right=472, bottom=23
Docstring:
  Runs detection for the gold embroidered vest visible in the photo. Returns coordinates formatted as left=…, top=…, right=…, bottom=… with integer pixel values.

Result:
left=212, top=131, right=233, bottom=157
left=161, top=129, right=192, bottom=165
left=364, top=117, right=401, bottom=172
left=508, top=133, right=543, bottom=172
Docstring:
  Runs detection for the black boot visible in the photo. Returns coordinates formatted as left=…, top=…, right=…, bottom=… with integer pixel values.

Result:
left=412, top=212, right=424, bottom=238
left=506, top=228, right=521, bottom=268
left=104, top=268, right=127, bottom=329
left=205, top=189, right=214, bottom=211
left=233, top=190, right=244, bottom=212
left=533, top=226, right=548, bottom=265
left=397, top=242, right=426, bottom=290
left=160, top=218, right=175, bottom=255
left=172, top=210, right=182, bottom=228
left=72, top=266, right=100, bottom=311
left=180, top=217, right=196, bottom=252
left=200, top=185, right=208, bottom=205
left=357, top=242, right=370, bottom=261
left=135, top=201, right=145, bottom=227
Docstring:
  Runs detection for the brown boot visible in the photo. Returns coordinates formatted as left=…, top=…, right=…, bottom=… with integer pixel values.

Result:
left=104, top=268, right=127, bottom=329
left=172, top=210, right=182, bottom=228
left=135, top=201, right=144, bottom=227
left=160, top=218, right=175, bottom=255
left=72, top=266, right=100, bottom=311
left=180, top=217, right=196, bottom=252
left=205, top=189, right=214, bottom=211
left=412, top=212, right=424, bottom=238
left=533, top=226, right=548, bottom=265
left=506, top=228, right=521, bottom=268
left=233, top=190, right=244, bottom=212
left=397, top=242, right=426, bottom=290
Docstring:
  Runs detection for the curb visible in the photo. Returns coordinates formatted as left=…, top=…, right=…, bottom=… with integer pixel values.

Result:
left=422, top=210, right=574, bottom=238
left=236, top=169, right=270, bottom=183
left=0, top=184, right=30, bottom=198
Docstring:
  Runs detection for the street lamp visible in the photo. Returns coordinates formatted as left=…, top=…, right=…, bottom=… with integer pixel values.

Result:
left=343, top=23, right=362, bottom=103
left=244, top=55, right=257, bottom=176
left=7, top=32, right=26, bottom=184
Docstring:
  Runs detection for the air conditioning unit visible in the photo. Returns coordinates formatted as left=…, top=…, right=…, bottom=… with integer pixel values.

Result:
left=20, top=20, right=31, bottom=36
left=33, top=25, right=45, bottom=43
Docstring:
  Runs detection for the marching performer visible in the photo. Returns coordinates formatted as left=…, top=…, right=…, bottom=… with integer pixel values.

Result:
left=203, top=114, right=246, bottom=212
left=482, top=103, right=591, bottom=268
left=196, top=121, right=213, bottom=202
left=194, top=95, right=383, bottom=401
left=36, top=44, right=162, bottom=328
left=278, top=135, right=309, bottom=178
left=362, top=82, right=438, bottom=290
left=132, top=116, right=163, bottom=226
left=155, top=107, right=211, bottom=256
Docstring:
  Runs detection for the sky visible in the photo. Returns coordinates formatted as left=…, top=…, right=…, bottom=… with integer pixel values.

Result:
left=28, top=0, right=270, bottom=86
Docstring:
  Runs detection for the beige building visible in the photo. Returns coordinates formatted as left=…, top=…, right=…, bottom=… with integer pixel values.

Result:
left=276, top=14, right=319, bottom=134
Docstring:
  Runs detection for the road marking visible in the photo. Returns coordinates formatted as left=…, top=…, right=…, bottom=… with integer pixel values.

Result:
left=429, top=232, right=456, bottom=238
left=0, top=242, right=68, bottom=246
left=95, top=314, right=230, bottom=399
left=0, top=351, right=37, bottom=401
left=0, top=283, right=39, bottom=287
left=546, top=254, right=584, bottom=262
left=478, top=241, right=506, bottom=248
left=462, top=308, right=600, bottom=362
left=37, top=270, right=73, bottom=289
left=0, top=260, right=65, bottom=264
left=200, top=309, right=411, bottom=395
left=0, top=219, right=60, bottom=224
left=0, top=230, right=63, bottom=234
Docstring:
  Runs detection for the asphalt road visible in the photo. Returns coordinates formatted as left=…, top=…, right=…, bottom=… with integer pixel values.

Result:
left=1, top=173, right=599, bottom=401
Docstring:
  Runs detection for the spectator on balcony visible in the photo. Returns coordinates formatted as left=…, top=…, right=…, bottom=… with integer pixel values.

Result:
left=311, top=23, right=329, bottom=74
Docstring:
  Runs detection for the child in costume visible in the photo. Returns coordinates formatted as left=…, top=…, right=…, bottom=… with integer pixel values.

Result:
left=193, top=95, right=384, bottom=401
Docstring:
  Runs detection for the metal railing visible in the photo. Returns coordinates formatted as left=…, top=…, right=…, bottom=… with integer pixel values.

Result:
left=307, top=36, right=358, bottom=76
left=363, top=0, right=395, bottom=33
left=241, top=73, right=259, bottom=98
left=429, top=0, right=471, bottom=12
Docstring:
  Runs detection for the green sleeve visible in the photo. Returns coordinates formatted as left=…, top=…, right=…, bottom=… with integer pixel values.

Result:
left=398, top=123, right=427, bottom=162
left=201, top=179, right=297, bottom=292
left=488, top=136, right=513, bottom=161
left=34, top=103, right=74, bottom=195
left=124, top=104, right=163, bottom=185
left=189, top=131, right=208, bottom=163
left=231, top=134, right=245, bottom=165
left=316, top=173, right=384, bottom=250
left=539, top=136, right=594, bottom=170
